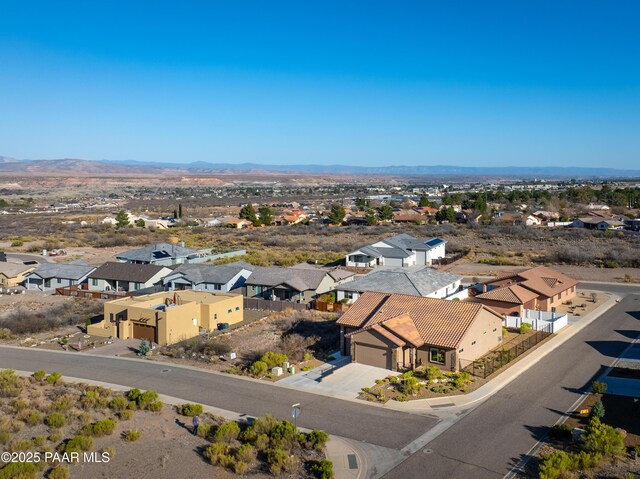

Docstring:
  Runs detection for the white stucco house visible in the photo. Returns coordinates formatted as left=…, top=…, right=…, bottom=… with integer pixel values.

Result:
left=345, top=234, right=446, bottom=268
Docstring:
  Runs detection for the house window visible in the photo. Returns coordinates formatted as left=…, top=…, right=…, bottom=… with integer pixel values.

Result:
left=429, top=348, right=446, bottom=364
left=214, top=284, right=222, bottom=291
left=214, top=314, right=217, bottom=320
left=228, top=309, right=232, bottom=314
left=235, top=307, right=240, bottom=311
left=472, top=341, right=477, bottom=346
left=91, top=278, right=98, bottom=286
left=493, top=328, right=497, bottom=332
left=255, top=286, right=264, bottom=295
left=57, top=278, right=62, bottom=284
left=458, top=348, right=464, bottom=353
left=134, top=283, right=141, bottom=290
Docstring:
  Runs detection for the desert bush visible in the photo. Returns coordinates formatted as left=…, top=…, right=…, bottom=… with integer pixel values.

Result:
left=33, top=369, right=46, bottom=381
left=0, top=462, right=39, bottom=479
left=548, top=424, right=572, bottom=440
left=48, top=432, right=62, bottom=443
left=9, top=438, right=34, bottom=452
left=62, top=436, right=93, bottom=454
left=591, top=381, right=607, bottom=394
left=47, top=465, right=70, bottom=479
left=307, top=429, right=329, bottom=451
left=180, top=403, right=203, bottom=417
left=46, top=372, right=62, bottom=385
left=204, top=442, right=230, bottom=465
left=582, top=417, right=625, bottom=457
left=0, top=301, right=103, bottom=336
left=424, top=366, right=444, bottom=381
left=109, top=396, right=129, bottom=412
left=0, top=432, right=11, bottom=444
left=147, top=400, right=163, bottom=412
left=249, top=360, right=268, bottom=377
left=538, top=450, right=574, bottom=479
left=118, top=409, right=134, bottom=421
left=311, top=460, right=334, bottom=479
left=252, top=414, right=279, bottom=436
left=45, top=413, right=66, bottom=429
left=233, top=460, right=248, bottom=475
left=0, top=328, right=11, bottom=339
left=267, top=447, right=300, bottom=475
left=84, top=419, right=117, bottom=437
left=214, top=421, right=240, bottom=444
left=123, top=429, right=141, bottom=442
left=270, top=420, right=298, bottom=450
left=519, top=323, right=532, bottom=334
left=450, top=371, right=471, bottom=389
left=260, top=351, right=288, bottom=369
left=53, top=395, right=74, bottom=412
left=128, top=388, right=160, bottom=410
left=591, top=399, right=605, bottom=419
left=255, top=433, right=270, bottom=451
left=0, top=369, right=22, bottom=397
left=403, top=377, right=421, bottom=396
left=24, top=410, right=43, bottom=427
left=235, top=443, right=256, bottom=463
left=196, top=422, right=213, bottom=439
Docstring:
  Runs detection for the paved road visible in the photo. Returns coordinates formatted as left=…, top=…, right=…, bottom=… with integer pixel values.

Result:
left=382, top=289, right=640, bottom=479
left=0, top=347, right=435, bottom=450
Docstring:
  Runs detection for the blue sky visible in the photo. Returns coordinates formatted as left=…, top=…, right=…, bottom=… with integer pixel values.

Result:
left=1, top=1, right=639, bottom=168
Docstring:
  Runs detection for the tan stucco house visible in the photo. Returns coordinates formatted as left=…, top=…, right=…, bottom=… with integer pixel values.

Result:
left=337, top=292, right=504, bottom=372
left=0, top=262, right=36, bottom=288
left=88, top=290, right=243, bottom=345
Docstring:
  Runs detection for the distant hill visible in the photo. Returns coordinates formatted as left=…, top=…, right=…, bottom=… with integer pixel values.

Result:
left=1, top=156, right=639, bottom=179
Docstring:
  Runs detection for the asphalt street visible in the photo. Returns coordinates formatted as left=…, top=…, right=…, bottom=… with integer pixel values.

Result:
left=0, top=346, right=435, bottom=450
left=382, top=287, right=640, bottom=478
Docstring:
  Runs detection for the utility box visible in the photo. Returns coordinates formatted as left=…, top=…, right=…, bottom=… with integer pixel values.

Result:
left=288, top=366, right=295, bottom=375
left=282, top=361, right=290, bottom=370
left=272, top=367, right=283, bottom=377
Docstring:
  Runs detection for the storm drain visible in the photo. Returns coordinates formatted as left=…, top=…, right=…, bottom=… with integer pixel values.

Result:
left=430, top=402, right=455, bottom=408
left=347, top=454, right=358, bottom=469
left=161, top=369, right=170, bottom=373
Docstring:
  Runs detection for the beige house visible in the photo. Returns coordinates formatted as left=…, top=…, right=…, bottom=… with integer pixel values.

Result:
left=88, top=290, right=243, bottom=346
left=337, top=292, right=504, bottom=372
left=0, top=262, right=36, bottom=288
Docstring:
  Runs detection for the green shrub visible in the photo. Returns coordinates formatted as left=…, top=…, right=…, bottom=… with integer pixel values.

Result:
left=45, top=413, right=66, bottom=429
left=311, top=459, right=334, bottom=479
left=9, top=438, right=34, bottom=452
left=267, top=447, right=299, bottom=475
left=25, top=410, right=43, bottom=427
left=53, top=396, right=73, bottom=412
left=127, top=388, right=141, bottom=403
left=0, top=462, right=39, bottom=479
left=451, top=371, right=471, bottom=389
left=249, top=360, right=268, bottom=377
left=502, top=327, right=508, bottom=337
left=147, top=401, right=163, bottom=412
left=425, top=366, right=444, bottom=381
left=394, top=394, right=408, bottom=402
left=214, top=421, right=240, bottom=443
left=0, top=328, right=11, bottom=340
left=47, top=465, right=70, bottom=479
left=33, top=369, right=46, bottom=381
left=0, top=431, right=11, bottom=444
left=360, top=387, right=370, bottom=395
left=109, top=396, right=129, bottom=412
left=33, top=435, right=45, bottom=447
left=137, top=390, right=159, bottom=409
left=303, top=352, right=314, bottom=361
left=252, top=414, right=279, bottom=436
left=591, top=399, right=605, bottom=419
left=240, top=426, right=257, bottom=443
left=123, top=429, right=141, bottom=442
left=255, top=433, right=270, bottom=451
left=46, top=372, right=62, bottom=385
left=233, top=460, right=248, bottom=474
left=48, top=432, right=62, bottom=443
left=180, top=403, right=203, bottom=417
left=270, top=420, right=298, bottom=450
left=235, top=443, right=256, bottom=463
left=62, top=436, right=93, bottom=454
left=538, top=451, right=574, bottom=479
left=204, top=442, right=229, bottom=465
left=582, top=417, right=625, bottom=457
left=0, top=369, right=22, bottom=397
left=118, top=409, right=134, bottom=421
left=85, top=419, right=117, bottom=437
left=196, top=422, right=213, bottom=439
left=591, top=381, right=608, bottom=394
left=400, top=370, right=414, bottom=379
left=519, top=323, right=532, bottom=334
left=307, top=429, right=329, bottom=450
left=403, top=377, right=421, bottom=396
left=260, top=351, right=288, bottom=369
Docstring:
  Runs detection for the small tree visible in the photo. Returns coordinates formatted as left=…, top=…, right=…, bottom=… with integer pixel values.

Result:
left=418, top=195, right=429, bottom=207
left=178, top=203, right=183, bottom=219
left=591, top=399, right=605, bottom=419
left=115, top=210, right=130, bottom=228
left=327, top=204, right=345, bottom=225
left=258, top=206, right=274, bottom=226
left=239, top=204, right=258, bottom=223
left=365, top=209, right=378, bottom=226
left=138, top=340, right=151, bottom=356
left=134, top=218, right=145, bottom=228
left=591, top=381, right=608, bottom=394
left=582, top=417, right=625, bottom=457
left=377, top=205, right=393, bottom=222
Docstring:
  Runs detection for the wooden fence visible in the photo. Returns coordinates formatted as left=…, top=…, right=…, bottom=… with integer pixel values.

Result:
left=243, top=297, right=309, bottom=312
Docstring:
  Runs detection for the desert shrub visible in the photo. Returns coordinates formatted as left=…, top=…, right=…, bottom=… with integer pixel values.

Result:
left=25, top=410, right=43, bottom=427
left=255, top=433, right=270, bottom=451
left=127, top=388, right=141, bottom=403
left=46, top=372, right=62, bottom=385
left=267, top=447, right=299, bottom=475
left=538, top=450, right=574, bottom=479
left=45, top=413, right=66, bottom=429
left=270, top=420, right=298, bottom=450
left=204, top=442, right=229, bottom=465
left=403, top=377, right=421, bottom=396
left=48, top=432, right=62, bottom=443
left=240, top=426, right=257, bottom=443
left=33, top=435, right=45, bottom=447
left=548, top=424, right=572, bottom=440
left=109, top=396, right=129, bottom=412
left=180, top=403, right=203, bottom=417
left=450, top=371, right=471, bottom=389
left=307, top=429, right=329, bottom=451
left=591, top=381, right=608, bottom=394
left=147, top=400, right=163, bottom=412
left=0, top=328, right=11, bottom=339
left=214, top=421, right=240, bottom=444
left=519, top=323, right=532, bottom=334
left=260, top=351, right=288, bottom=369
left=62, top=436, right=93, bottom=454
left=311, top=460, right=334, bottom=479
left=137, top=390, right=159, bottom=409
left=572, top=451, right=601, bottom=469
left=81, top=390, right=109, bottom=410
left=33, top=369, right=46, bottom=381
left=9, top=438, right=34, bottom=452
left=0, top=369, right=22, bottom=397
left=394, top=394, right=408, bottom=402
left=591, top=399, right=605, bottom=419
left=0, top=462, right=39, bottom=479
left=252, top=414, right=279, bottom=436
left=233, top=460, right=248, bottom=474
left=196, top=422, right=213, bottom=439
left=85, top=419, right=117, bottom=437
left=249, top=360, right=268, bottom=377
left=582, top=417, right=625, bottom=457
left=47, top=465, right=70, bottom=479
left=118, top=409, right=134, bottom=421
left=123, top=429, right=141, bottom=442
left=424, top=366, right=444, bottom=381
left=0, top=432, right=11, bottom=444
left=235, top=443, right=256, bottom=463
left=303, top=352, right=314, bottom=361
left=53, top=395, right=74, bottom=412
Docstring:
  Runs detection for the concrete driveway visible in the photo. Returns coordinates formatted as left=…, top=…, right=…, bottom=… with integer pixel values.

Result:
left=277, top=355, right=397, bottom=400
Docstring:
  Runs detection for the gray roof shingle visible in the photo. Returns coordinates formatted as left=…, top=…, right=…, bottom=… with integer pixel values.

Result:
left=115, top=243, right=198, bottom=263
left=167, top=263, right=249, bottom=285
left=28, top=261, right=95, bottom=280
left=88, top=262, right=169, bottom=283
left=338, top=267, right=461, bottom=297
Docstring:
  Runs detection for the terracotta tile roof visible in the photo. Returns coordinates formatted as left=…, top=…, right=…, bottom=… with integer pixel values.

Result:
left=476, top=284, right=538, bottom=304
left=371, top=324, right=406, bottom=347
left=484, top=265, right=577, bottom=299
left=337, top=292, right=498, bottom=349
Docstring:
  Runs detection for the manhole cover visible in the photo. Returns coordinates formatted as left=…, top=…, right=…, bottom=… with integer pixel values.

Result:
left=423, top=448, right=433, bottom=454
left=161, top=369, right=170, bottom=373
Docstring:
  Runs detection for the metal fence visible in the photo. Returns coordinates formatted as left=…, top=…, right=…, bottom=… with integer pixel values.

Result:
left=462, top=325, right=553, bottom=379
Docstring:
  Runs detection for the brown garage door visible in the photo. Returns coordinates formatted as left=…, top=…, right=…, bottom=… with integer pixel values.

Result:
left=132, top=323, right=156, bottom=343
left=354, top=343, right=392, bottom=370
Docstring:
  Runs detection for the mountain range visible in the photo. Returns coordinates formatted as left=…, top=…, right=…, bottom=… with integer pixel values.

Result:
left=1, top=156, right=639, bottom=179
